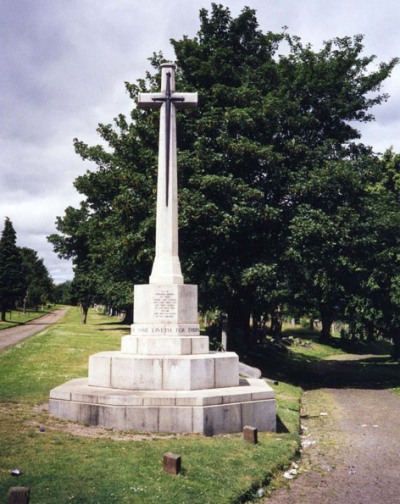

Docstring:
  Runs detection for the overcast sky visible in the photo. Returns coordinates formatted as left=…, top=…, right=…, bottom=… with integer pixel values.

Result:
left=1, top=0, right=400, bottom=283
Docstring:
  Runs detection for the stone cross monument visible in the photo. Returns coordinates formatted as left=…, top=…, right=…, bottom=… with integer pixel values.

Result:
left=49, top=63, right=276, bottom=436
left=137, top=63, right=197, bottom=285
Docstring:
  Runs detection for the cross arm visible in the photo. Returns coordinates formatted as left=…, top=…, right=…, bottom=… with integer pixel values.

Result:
left=137, top=93, right=165, bottom=109
left=173, top=92, right=198, bottom=109
left=137, top=92, right=198, bottom=110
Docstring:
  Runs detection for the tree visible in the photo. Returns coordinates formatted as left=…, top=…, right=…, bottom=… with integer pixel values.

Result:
left=0, top=217, right=26, bottom=321
left=352, top=150, right=400, bottom=359
left=19, top=247, right=54, bottom=311
left=49, top=4, right=398, bottom=352
left=171, top=5, right=397, bottom=348
left=53, top=281, right=74, bottom=305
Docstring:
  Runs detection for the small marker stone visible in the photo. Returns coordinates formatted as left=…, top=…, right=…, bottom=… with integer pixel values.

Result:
left=243, top=425, right=258, bottom=444
left=163, top=452, right=181, bottom=475
left=7, top=487, right=30, bottom=504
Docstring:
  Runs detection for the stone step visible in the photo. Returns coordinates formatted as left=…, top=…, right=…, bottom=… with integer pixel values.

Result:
left=88, top=351, right=239, bottom=391
left=49, top=377, right=276, bottom=435
left=121, top=335, right=209, bottom=355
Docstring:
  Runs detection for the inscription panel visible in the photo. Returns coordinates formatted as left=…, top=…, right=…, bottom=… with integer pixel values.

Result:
left=152, top=287, right=177, bottom=320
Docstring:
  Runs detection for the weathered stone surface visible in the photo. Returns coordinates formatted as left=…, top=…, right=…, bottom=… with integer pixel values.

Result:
left=7, top=487, right=30, bottom=504
left=133, top=284, right=198, bottom=325
left=163, top=452, right=181, bottom=475
left=49, top=378, right=276, bottom=434
left=121, top=335, right=209, bottom=355
left=243, top=425, right=258, bottom=444
left=88, top=352, right=239, bottom=391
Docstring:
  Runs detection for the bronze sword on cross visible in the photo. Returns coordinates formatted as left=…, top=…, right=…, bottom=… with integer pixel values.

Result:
left=137, top=65, right=198, bottom=206
left=152, top=72, right=184, bottom=207
left=137, top=63, right=197, bottom=285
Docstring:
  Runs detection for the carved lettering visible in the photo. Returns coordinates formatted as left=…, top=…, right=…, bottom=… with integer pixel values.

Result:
left=153, top=288, right=177, bottom=319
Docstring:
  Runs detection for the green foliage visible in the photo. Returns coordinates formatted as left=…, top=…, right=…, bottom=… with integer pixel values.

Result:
left=0, top=217, right=26, bottom=321
left=20, top=247, right=54, bottom=309
left=53, top=281, right=74, bottom=305
left=0, top=219, right=54, bottom=320
left=48, top=4, right=399, bottom=353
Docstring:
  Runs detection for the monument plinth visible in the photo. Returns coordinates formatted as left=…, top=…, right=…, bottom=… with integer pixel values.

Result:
left=49, top=63, right=276, bottom=435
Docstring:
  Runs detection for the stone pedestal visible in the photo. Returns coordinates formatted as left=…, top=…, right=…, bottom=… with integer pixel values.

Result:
left=49, top=283, right=276, bottom=435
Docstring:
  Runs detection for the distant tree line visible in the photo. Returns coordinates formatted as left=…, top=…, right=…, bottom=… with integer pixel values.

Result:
left=0, top=217, right=54, bottom=320
left=48, top=4, right=400, bottom=359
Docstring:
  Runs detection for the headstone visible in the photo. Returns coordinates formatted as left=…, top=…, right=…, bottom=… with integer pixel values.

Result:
left=163, top=452, right=182, bottom=475
left=49, top=63, right=276, bottom=436
left=7, top=487, right=30, bottom=504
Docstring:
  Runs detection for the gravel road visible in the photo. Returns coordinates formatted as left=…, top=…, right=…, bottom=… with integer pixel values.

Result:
left=265, top=357, right=400, bottom=503
left=0, top=308, right=68, bottom=351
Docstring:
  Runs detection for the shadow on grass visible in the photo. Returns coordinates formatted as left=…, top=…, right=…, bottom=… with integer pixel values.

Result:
left=247, top=340, right=400, bottom=392
left=93, top=321, right=128, bottom=326
left=276, top=415, right=291, bottom=433
left=0, top=321, right=25, bottom=328
left=97, top=327, right=131, bottom=333
left=93, top=320, right=131, bottom=334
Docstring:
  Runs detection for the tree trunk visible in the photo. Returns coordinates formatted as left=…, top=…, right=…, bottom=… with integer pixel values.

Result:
left=226, top=304, right=250, bottom=357
left=23, top=292, right=28, bottom=314
left=81, top=303, right=90, bottom=324
left=270, top=304, right=283, bottom=338
left=366, top=323, right=375, bottom=342
left=319, top=304, right=333, bottom=343
left=122, top=305, right=133, bottom=325
left=1, top=306, right=5, bottom=322
left=392, top=329, right=400, bottom=361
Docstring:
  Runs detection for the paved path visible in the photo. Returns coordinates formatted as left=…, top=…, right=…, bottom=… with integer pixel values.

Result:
left=265, top=358, right=400, bottom=503
left=0, top=308, right=68, bottom=351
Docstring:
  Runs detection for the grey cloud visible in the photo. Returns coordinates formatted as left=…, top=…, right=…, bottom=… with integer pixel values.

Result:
left=1, top=0, right=400, bottom=283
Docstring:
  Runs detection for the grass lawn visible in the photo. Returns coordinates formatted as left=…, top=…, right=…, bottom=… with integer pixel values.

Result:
left=0, top=307, right=301, bottom=504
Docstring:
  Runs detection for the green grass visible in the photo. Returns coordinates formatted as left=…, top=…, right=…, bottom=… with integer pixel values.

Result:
left=248, top=326, right=399, bottom=395
left=0, top=306, right=56, bottom=330
left=0, top=307, right=122, bottom=404
left=0, top=307, right=301, bottom=504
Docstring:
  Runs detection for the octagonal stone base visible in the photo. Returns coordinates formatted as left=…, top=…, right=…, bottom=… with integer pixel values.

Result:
left=88, top=351, right=239, bottom=390
left=49, top=377, right=276, bottom=436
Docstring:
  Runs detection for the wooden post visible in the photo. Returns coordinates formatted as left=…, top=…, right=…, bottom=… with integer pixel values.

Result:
left=7, top=487, right=30, bottom=504
left=243, top=425, right=258, bottom=444
left=163, top=452, right=181, bottom=475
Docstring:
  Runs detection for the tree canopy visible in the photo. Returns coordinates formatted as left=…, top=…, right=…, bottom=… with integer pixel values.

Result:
left=0, top=217, right=53, bottom=320
left=48, top=4, right=400, bottom=357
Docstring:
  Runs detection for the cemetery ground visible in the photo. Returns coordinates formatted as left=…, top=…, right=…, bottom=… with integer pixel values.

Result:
left=0, top=309, right=398, bottom=503
left=0, top=307, right=299, bottom=504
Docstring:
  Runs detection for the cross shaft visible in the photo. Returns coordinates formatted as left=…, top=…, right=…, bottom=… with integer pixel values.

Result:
left=136, top=63, right=198, bottom=285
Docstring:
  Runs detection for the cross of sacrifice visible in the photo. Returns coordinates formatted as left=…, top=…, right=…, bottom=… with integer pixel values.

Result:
left=137, top=63, right=198, bottom=285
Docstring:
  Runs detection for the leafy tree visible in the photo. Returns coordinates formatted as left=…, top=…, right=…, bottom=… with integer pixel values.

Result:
left=352, top=150, right=400, bottom=359
left=285, top=154, right=379, bottom=340
left=171, top=5, right=397, bottom=348
left=53, top=281, right=74, bottom=305
left=20, top=247, right=54, bottom=311
left=49, top=4, right=398, bottom=352
left=0, top=217, right=26, bottom=321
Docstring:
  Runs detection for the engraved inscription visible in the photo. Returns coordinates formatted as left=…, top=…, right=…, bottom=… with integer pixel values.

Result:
left=153, top=288, right=177, bottom=319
